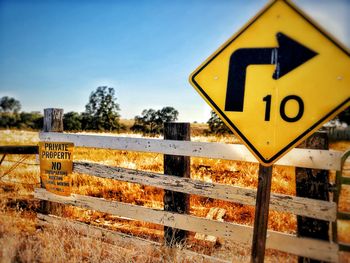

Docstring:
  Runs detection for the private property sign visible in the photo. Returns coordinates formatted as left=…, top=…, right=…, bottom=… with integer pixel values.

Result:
left=39, top=142, right=73, bottom=196
left=189, top=0, right=350, bottom=165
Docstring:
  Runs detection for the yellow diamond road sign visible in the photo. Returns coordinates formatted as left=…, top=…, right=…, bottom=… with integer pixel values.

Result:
left=189, top=0, right=350, bottom=166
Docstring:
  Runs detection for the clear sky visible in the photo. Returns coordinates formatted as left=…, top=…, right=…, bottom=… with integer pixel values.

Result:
left=0, top=0, right=349, bottom=123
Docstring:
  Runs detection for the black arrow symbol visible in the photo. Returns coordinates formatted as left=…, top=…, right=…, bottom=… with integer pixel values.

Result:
left=225, top=32, right=318, bottom=112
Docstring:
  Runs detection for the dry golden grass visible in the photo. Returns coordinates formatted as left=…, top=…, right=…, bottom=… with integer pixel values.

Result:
left=0, top=129, right=349, bottom=262
left=0, top=209, right=216, bottom=263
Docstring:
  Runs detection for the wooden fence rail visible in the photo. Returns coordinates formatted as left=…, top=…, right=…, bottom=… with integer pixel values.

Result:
left=34, top=188, right=338, bottom=262
left=74, top=161, right=336, bottom=221
left=0, top=145, right=38, bottom=154
left=39, top=132, right=342, bottom=170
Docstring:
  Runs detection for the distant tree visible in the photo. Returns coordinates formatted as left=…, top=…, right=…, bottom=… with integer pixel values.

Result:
left=0, top=111, right=42, bottom=129
left=19, top=112, right=43, bottom=129
left=64, top=111, right=82, bottom=131
left=33, top=115, right=43, bottom=130
left=0, top=96, right=21, bottom=113
left=132, top=109, right=158, bottom=134
left=158, top=106, right=179, bottom=123
left=81, top=112, right=93, bottom=130
left=131, top=106, right=179, bottom=135
left=0, top=113, right=19, bottom=128
left=84, top=86, right=121, bottom=131
left=207, top=110, right=232, bottom=135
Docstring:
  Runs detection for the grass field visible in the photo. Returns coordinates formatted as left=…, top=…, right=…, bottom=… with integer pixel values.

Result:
left=0, top=129, right=349, bottom=262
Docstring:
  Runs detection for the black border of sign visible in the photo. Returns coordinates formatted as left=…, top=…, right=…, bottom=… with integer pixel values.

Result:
left=190, top=0, right=350, bottom=165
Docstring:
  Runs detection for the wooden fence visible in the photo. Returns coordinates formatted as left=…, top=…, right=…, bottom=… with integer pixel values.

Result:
left=1, top=108, right=350, bottom=262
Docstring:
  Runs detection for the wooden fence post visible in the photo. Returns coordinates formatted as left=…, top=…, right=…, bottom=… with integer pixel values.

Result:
left=251, top=164, right=273, bottom=263
left=163, top=122, right=190, bottom=247
left=43, top=108, right=64, bottom=132
left=296, top=131, right=329, bottom=263
left=40, top=108, right=64, bottom=214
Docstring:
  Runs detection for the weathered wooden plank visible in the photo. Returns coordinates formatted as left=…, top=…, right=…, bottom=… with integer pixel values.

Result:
left=34, top=188, right=338, bottom=262
left=194, top=207, right=226, bottom=242
left=266, top=231, right=338, bottom=262
left=73, top=161, right=336, bottom=221
left=39, top=132, right=342, bottom=170
left=37, top=213, right=160, bottom=246
left=37, top=214, right=231, bottom=263
left=0, top=145, right=38, bottom=154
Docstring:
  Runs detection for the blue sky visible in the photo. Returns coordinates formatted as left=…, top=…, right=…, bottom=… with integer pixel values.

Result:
left=0, top=0, right=349, bottom=122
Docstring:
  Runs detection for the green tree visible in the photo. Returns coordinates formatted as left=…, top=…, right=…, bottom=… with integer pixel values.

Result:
left=132, top=109, right=158, bottom=134
left=158, top=106, right=179, bottom=123
left=0, top=96, right=21, bottom=113
left=64, top=112, right=82, bottom=131
left=0, top=113, right=19, bottom=128
left=131, top=106, right=178, bottom=135
left=81, top=112, right=93, bottom=130
left=0, top=96, right=21, bottom=128
left=0, top=110, right=42, bottom=130
left=84, top=86, right=121, bottom=131
left=207, top=110, right=232, bottom=135
left=19, top=112, right=43, bottom=129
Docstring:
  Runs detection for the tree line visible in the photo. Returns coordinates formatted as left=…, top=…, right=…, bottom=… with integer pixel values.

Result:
left=2, top=86, right=348, bottom=135
left=0, top=86, right=180, bottom=135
